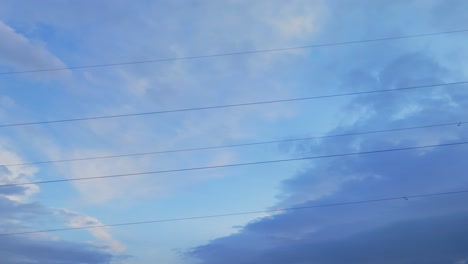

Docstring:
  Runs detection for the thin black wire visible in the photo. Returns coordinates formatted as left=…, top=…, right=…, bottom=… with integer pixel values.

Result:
left=1, top=141, right=467, bottom=188
left=1, top=120, right=465, bottom=167
left=1, top=189, right=466, bottom=236
left=0, top=81, right=466, bottom=128
left=1, top=29, right=467, bottom=75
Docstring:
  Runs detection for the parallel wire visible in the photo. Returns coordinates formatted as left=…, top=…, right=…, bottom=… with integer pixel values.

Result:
left=1, top=120, right=465, bottom=167
left=1, top=29, right=468, bottom=75
left=1, top=141, right=467, bottom=188
left=1, top=189, right=467, bottom=236
left=0, top=81, right=466, bottom=128
left=1, top=29, right=467, bottom=237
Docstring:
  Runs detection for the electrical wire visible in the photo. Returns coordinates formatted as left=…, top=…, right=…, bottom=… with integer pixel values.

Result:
left=0, top=81, right=466, bottom=128
left=1, top=189, right=466, bottom=236
left=1, top=120, right=465, bottom=167
left=1, top=29, right=467, bottom=75
left=1, top=141, right=467, bottom=188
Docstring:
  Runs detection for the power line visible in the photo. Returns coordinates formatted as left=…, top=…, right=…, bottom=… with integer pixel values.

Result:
left=1, top=29, right=468, bottom=75
left=1, top=189, right=467, bottom=236
left=1, top=141, right=467, bottom=188
left=1, top=81, right=466, bottom=128
left=1, top=120, right=465, bottom=167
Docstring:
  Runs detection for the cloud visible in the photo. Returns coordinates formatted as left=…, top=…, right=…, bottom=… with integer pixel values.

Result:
left=0, top=0, right=326, bottom=208
left=186, top=1, right=468, bottom=262
left=2, top=1, right=468, bottom=262
left=0, top=144, right=126, bottom=262
left=55, top=209, right=126, bottom=253
left=0, top=185, right=29, bottom=196
left=190, top=210, right=468, bottom=264
left=0, top=145, right=40, bottom=202
left=0, top=0, right=325, bottom=207
left=0, top=20, right=67, bottom=77
left=188, top=129, right=468, bottom=263
left=0, top=196, right=48, bottom=231
left=0, top=194, right=115, bottom=264
left=0, top=235, right=113, bottom=264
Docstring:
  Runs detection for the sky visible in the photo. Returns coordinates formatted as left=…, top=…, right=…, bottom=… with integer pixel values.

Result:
left=0, top=0, right=468, bottom=263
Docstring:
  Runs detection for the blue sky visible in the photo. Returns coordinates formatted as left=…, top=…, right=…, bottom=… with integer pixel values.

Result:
left=1, top=0, right=468, bottom=263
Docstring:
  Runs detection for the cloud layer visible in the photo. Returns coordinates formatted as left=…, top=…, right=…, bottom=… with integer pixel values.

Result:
left=187, top=1, right=468, bottom=263
left=1, top=1, right=468, bottom=263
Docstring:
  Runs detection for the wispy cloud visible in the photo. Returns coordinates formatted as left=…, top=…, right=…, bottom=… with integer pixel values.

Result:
left=0, top=20, right=69, bottom=79
left=55, top=208, right=126, bottom=253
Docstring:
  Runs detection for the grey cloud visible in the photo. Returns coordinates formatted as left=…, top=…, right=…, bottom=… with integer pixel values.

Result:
left=278, top=22, right=468, bottom=215
left=0, top=235, right=112, bottom=264
left=189, top=130, right=468, bottom=264
left=0, top=166, right=32, bottom=198
left=190, top=211, right=468, bottom=264
left=0, top=196, right=48, bottom=224
left=280, top=50, right=467, bottom=201
left=0, top=21, right=66, bottom=72
left=0, top=185, right=28, bottom=196
left=188, top=1, right=468, bottom=263
left=0, top=195, right=116, bottom=263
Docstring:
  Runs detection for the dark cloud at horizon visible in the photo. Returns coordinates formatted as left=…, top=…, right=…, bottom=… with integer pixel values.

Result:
left=0, top=235, right=113, bottom=264
left=188, top=139, right=468, bottom=263
left=187, top=1, right=468, bottom=263
left=190, top=210, right=468, bottom=264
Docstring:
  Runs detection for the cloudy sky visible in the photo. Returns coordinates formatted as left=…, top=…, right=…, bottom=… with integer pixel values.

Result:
left=1, top=0, right=468, bottom=263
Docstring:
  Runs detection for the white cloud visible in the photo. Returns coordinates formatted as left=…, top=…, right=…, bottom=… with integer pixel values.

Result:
left=264, top=0, right=323, bottom=39
left=55, top=208, right=126, bottom=254
left=53, top=147, right=238, bottom=205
